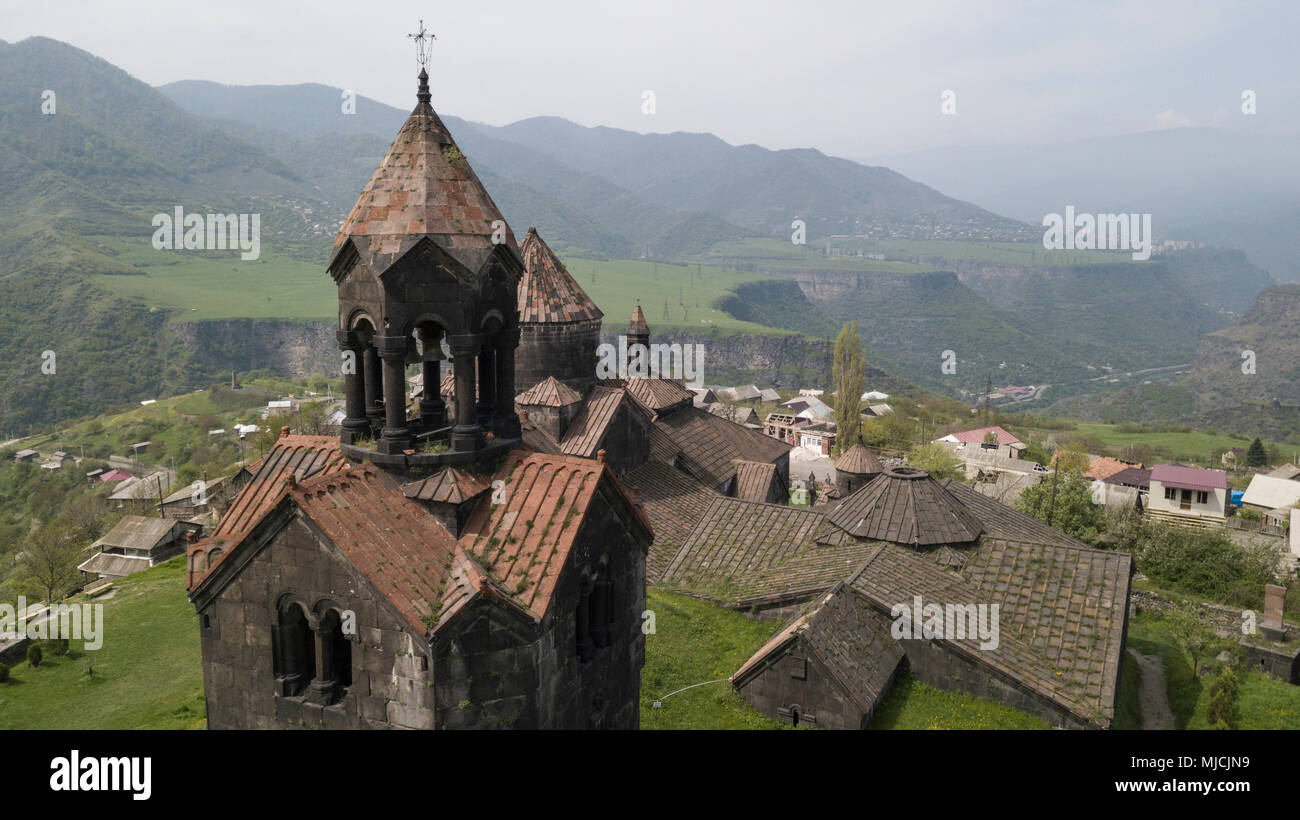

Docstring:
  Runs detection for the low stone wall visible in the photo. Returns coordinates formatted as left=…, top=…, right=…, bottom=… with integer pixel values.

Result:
left=1129, top=589, right=1246, bottom=635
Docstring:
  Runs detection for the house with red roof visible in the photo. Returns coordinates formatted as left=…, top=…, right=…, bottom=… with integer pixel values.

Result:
left=1147, top=464, right=1229, bottom=521
left=933, top=425, right=1026, bottom=460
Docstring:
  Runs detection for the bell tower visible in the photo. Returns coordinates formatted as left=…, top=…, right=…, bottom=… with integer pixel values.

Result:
left=328, top=27, right=523, bottom=465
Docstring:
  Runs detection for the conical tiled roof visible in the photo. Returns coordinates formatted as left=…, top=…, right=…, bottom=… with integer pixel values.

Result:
left=517, top=228, right=603, bottom=324
left=516, top=375, right=583, bottom=407
left=627, top=304, right=650, bottom=336
left=828, top=466, right=983, bottom=546
left=331, top=70, right=519, bottom=275
left=835, top=440, right=883, bottom=476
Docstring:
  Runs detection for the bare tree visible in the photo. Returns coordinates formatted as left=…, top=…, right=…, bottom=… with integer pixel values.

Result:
left=16, top=519, right=86, bottom=606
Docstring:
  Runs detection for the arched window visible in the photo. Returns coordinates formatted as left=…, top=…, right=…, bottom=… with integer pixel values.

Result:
left=275, top=601, right=315, bottom=697
left=318, top=609, right=353, bottom=690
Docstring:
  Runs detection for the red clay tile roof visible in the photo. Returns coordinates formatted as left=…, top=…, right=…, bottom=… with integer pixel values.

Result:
left=331, top=73, right=519, bottom=275
left=1150, top=463, right=1227, bottom=491
left=947, top=425, right=1021, bottom=446
left=517, top=228, right=603, bottom=324
left=189, top=434, right=346, bottom=590
left=835, top=441, right=883, bottom=475
left=1084, top=456, right=1132, bottom=481
left=457, top=451, right=652, bottom=620
left=827, top=467, right=983, bottom=546
left=517, top=375, right=582, bottom=407
left=292, top=466, right=461, bottom=635
left=403, top=467, right=489, bottom=504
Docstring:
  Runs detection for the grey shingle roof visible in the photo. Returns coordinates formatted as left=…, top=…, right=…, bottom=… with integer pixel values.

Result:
left=827, top=467, right=983, bottom=545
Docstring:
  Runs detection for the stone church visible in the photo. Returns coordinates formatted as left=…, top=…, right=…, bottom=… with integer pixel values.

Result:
left=187, top=67, right=655, bottom=729
left=188, top=63, right=1133, bottom=732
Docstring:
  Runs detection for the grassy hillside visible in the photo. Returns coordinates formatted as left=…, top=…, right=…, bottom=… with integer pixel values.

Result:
left=0, top=557, right=205, bottom=730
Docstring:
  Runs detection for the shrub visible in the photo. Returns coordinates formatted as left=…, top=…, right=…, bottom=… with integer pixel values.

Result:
left=50, top=637, right=70, bottom=656
left=1206, top=665, right=1239, bottom=730
left=27, top=643, right=42, bottom=668
left=0, top=662, right=9, bottom=683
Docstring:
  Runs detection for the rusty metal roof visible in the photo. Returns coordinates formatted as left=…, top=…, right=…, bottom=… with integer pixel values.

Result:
left=517, top=228, right=603, bottom=324
left=331, top=72, right=519, bottom=276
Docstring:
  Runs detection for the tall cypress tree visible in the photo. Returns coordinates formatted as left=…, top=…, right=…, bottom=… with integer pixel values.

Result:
left=832, top=321, right=865, bottom=457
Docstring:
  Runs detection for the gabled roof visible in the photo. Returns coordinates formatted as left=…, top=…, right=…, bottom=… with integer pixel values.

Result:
left=517, top=228, right=603, bottom=324
left=516, top=375, right=582, bottom=408
left=1150, top=463, right=1227, bottom=491
left=559, top=386, right=629, bottom=458
left=292, top=466, right=462, bottom=636
left=625, top=460, right=718, bottom=582
left=457, top=451, right=653, bottom=620
left=1267, top=463, right=1300, bottom=480
left=732, top=459, right=783, bottom=503
left=835, top=441, right=883, bottom=476
left=189, top=434, right=345, bottom=590
left=1084, top=456, right=1133, bottom=481
left=649, top=405, right=790, bottom=488
left=619, top=377, right=695, bottom=415
left=331, top=71, right=519, bottom=276
left=94, top=515, right=179, bottom=551
left=827, top=467, right=983, bottom=546
left=78, top=552, right=153, bottom=577
left=732, top=579, right=905, bottom=716
left=1242, top=474, right=1300, bottom=509
left=403, top=467, right=489, bottom=505
left=943, top=425, right=1022, bottom=446
left=109, top=471, right=171, bottom=501
left=519, top=412, right=563, bottom=455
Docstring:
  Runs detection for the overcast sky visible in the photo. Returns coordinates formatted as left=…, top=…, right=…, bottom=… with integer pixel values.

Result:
left=3, top=0, right=1296, bottom=159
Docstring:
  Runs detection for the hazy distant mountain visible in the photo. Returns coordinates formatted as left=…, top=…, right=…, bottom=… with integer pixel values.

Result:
left=877, top=128, right=1300, bottom=281
left=158, top=80, right=1035, bottom=255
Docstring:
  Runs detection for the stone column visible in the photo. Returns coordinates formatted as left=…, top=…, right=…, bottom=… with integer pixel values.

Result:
left=364, top=344, right=383, bottom=432
left=375, top=335, right=411, bottom=454
left=449, top=333, right=483, bottom=452
left=418, top=327, right=446, bottom=430
left=337, top=329, right=370, bottom=444
left=476, top=344, right=497, bottom=428
left=307, top=621, right=338, bottom=705
left=494, top=327, right=520, bottom=439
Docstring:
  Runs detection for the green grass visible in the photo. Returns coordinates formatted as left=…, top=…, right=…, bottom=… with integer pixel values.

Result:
left=867, top=671, right=1050, bottom=729
left=1003, top=418, right=1290, bottom=465
left=642, top=589, right=1049, bottom=730
left=1113, top=651, right=1143, bottom=730
left=1126, top=612, right=1300, bottom=729
left=0, top=556, right=205, bottom=729
left=88, top=235, right=335, bottom=321
left=641, top=590, right=790, bottom=729
left=566, top=256, right=792, bottom=337
left=697, top=238, right=939, bottom=274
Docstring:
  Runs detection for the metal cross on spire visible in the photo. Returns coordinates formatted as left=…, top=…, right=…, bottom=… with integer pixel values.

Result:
left=408, top=20, right=436, bottom=69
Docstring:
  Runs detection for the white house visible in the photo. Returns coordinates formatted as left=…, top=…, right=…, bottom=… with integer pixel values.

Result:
left=1147, top=464, right=1228, bottom=521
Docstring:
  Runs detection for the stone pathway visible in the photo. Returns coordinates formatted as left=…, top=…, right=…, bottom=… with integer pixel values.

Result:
left=1131, top=651, right=1175, bottom=730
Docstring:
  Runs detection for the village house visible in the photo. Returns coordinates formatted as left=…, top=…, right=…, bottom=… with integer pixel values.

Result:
left=107, top=470, right=173, bottom=513
left=795, top=421, right=836, bottom=456
left=79, top=515, right=201, bottom=580
left=933, top=425, right=1026, bottom=459
left=765, top=412, right=810, bottom=445
left=1091, top=466, right=1151, bottom=511
left=12, top=448, right=38, bottom=463
left=1146, top=464, right=1229, bottom=522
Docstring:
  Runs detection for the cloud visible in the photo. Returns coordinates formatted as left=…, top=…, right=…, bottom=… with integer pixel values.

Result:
left=1144, top=108, right=1194, bottom=130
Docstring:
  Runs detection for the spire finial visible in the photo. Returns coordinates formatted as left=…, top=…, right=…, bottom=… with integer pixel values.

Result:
left=408, top=20, right=436, bottom=104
